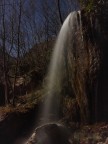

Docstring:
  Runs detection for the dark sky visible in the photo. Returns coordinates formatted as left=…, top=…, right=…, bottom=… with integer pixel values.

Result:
left=0, top=0, right=79, bottom=57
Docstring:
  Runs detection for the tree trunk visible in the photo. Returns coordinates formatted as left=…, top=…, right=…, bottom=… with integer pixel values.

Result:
left=12, top=0, right=22, bottom=106
left=57, top=0, right=63, bottom=24
left=2, top=1, right=9, bottom=105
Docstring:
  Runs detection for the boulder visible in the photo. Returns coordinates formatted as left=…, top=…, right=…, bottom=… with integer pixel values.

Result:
left=26, top=123, right=72, bottom=144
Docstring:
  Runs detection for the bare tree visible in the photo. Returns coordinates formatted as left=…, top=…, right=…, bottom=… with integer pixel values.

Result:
left=1, top=0, right=9, bottom=105
left=12, top=0, right=22, bottom=105
left=57, top=0, right=63, bottom=24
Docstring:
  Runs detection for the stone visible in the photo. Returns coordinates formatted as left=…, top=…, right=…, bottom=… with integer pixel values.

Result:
left=26, top=123, right=72, bottom=144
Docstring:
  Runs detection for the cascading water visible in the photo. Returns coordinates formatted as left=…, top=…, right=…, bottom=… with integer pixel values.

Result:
left=39, top=11, right=82, bottom=124
left=26, top=11, right=83, bottom=144
left=40, top=13, right=73, bottom=124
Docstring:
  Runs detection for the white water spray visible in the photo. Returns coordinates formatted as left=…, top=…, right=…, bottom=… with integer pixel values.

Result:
left=40, top=11, right=82, bottom=124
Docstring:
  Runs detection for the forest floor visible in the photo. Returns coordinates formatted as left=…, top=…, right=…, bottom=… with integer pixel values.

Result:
left=70, top=123, right=108, bottom=144
left=0, top=88, right=43, bottom=119
left=0, top=90, right=108, bottom=144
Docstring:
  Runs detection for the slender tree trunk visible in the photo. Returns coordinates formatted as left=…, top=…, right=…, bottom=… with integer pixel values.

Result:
left=57, top=0, right=63, bottom=24
left=12, top=0, right=22, bottom=106
left=2, top=1, right=9, bottom=105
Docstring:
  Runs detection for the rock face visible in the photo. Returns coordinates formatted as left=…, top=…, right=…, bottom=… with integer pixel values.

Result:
left=68, top=1, right=108, bottom=123
left=98, top=1, right=108, bottom=122
left=85, top=0, right=108, bottom=122
left=26, top=123, right=71, bottom=144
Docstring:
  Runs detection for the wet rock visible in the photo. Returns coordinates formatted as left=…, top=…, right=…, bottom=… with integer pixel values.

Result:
left=26, top=123, right=72, bottom=144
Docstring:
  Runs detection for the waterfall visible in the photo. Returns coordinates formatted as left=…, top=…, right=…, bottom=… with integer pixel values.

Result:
left=26, top=10, right=84, bottom=144
left=40, top=11, right=81, bottom=124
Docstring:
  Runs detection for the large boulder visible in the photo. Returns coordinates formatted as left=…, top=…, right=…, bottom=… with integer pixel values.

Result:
left=26, top=123, right=72, bottom=144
